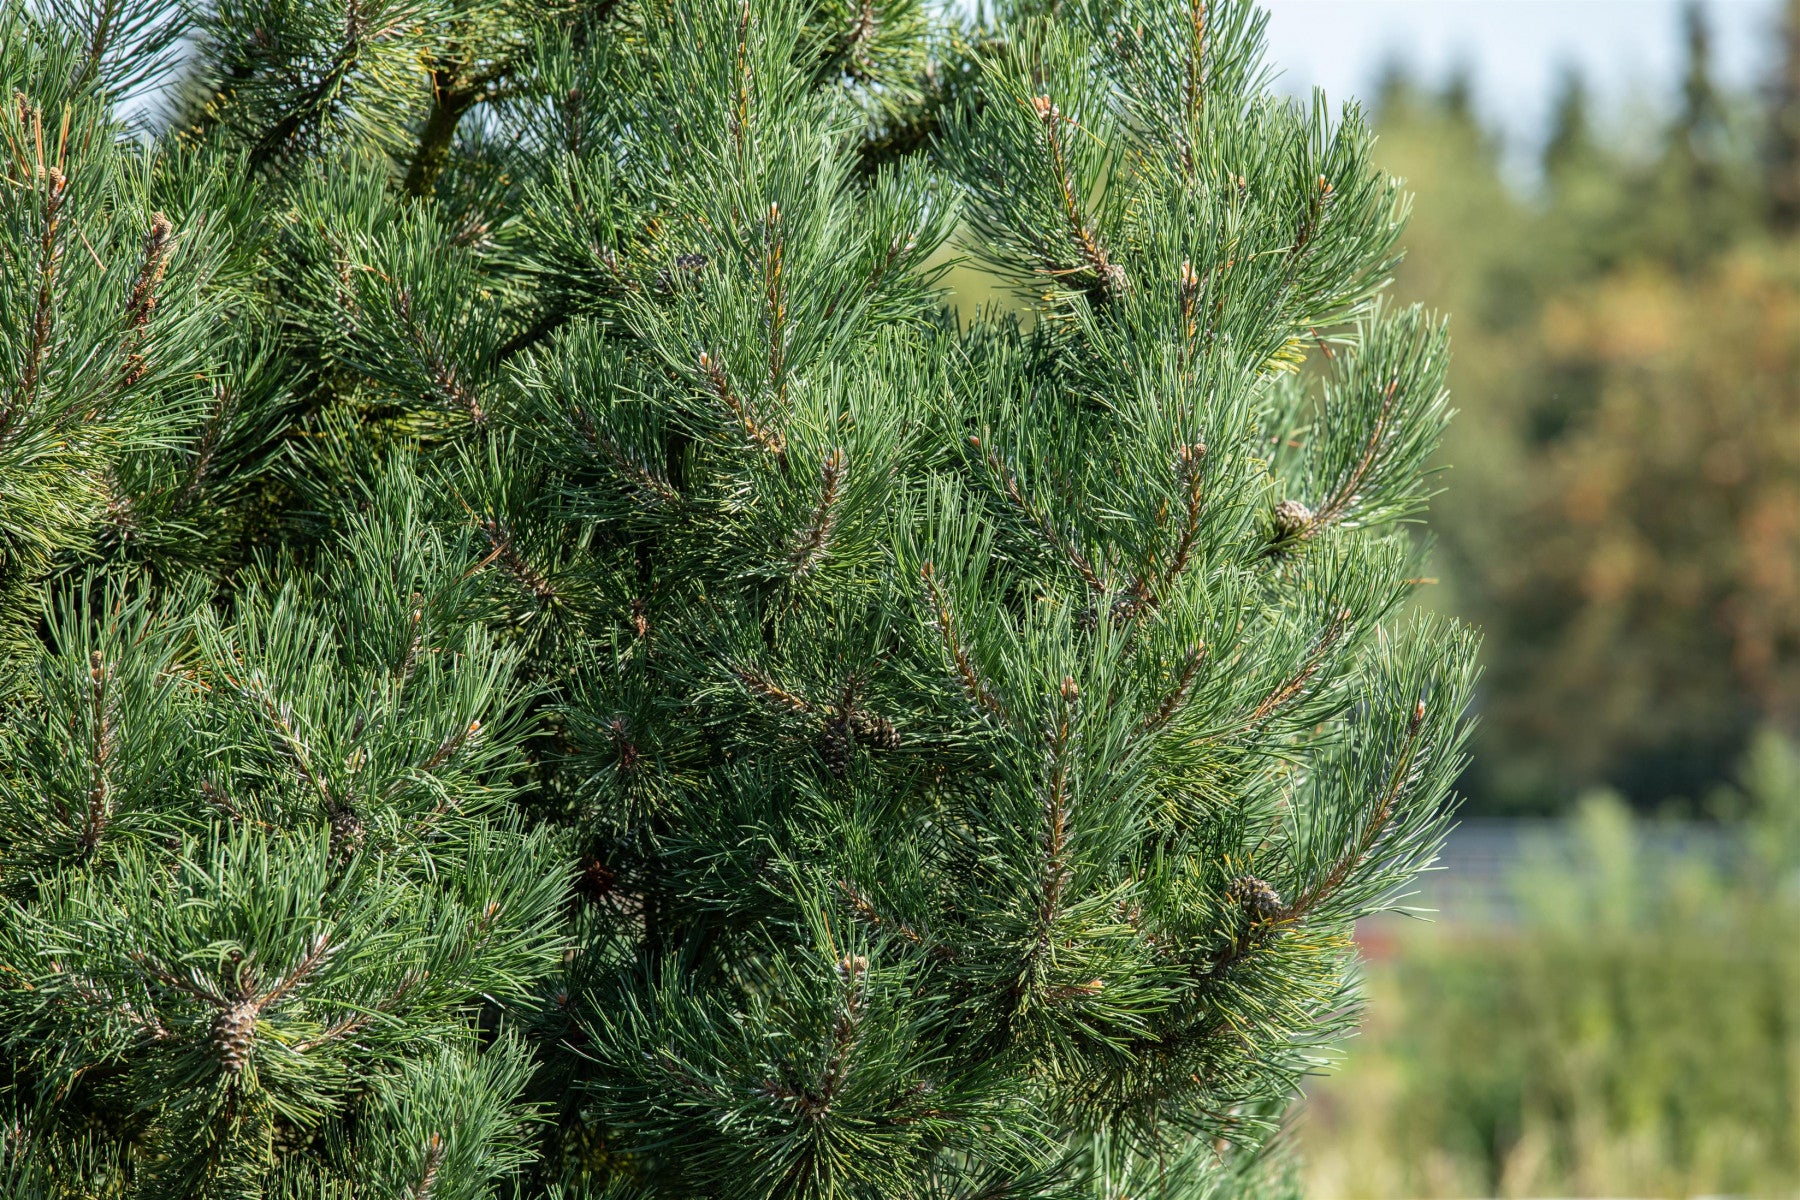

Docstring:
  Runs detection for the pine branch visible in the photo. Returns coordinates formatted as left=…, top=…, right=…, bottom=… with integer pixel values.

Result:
left=474, top=517, right=557, bottom=603
left=699, top=352, right=784, bottom=455
left=260, top=930, right=335, bottom=1008
left=1111, top=443, right=1206, bottom=623
left=1019, top=677, right=1080, bottom=999
left=1284, top=377, right=1400, bottom=542
left=78, top=651, right=116, bottom=857
left=763, top=202, right=788, bottom=402
left=1181, top=0, right=1207, bottom=127
left=0, top=132, right=68, bottom=441
left=397, top=286, right=487, bottom=425
left=789, top=448, right=846, bottom=573
left=1140, top=643, right=1205, bottom=737
left=976, top=435, right=1103, bottom=592
left=1280, top=699, right=1427, bottom=922
left=246, top=0, right=377, bottom=166
left=403, top=69, right=480, bottom=198
left=836, top=879, right=922, bottom=945
left=733, top=665, right=812, bottom=712
left=1029, top=94, right=1127, bottom=299
left=730, top=0, right=752, bottom=153
left=1245, top=606, right=1350, bottom=726
left=572, top=403, right=679, bottom=505
left=409, top=1132, right=444, bottom=1200
left=119, top=212, right=172, bottom=389
left=236, top=673, right=335, bottom=809
left=921, top=562, right=1008, bottom=721
left=176, top=377, right=232, bottom=510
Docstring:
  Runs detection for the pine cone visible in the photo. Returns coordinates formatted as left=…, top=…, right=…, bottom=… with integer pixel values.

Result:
left=849, top=712, right=899, bottom=751
left=819, top=720, right=851, bottom=777
left=574, top=855, right=616, bottom=902
left=1227, top=875, right=1283, bottom=922
left=1271, top=499, right=1314, bottom=541
left=329, top=806, right=363, bottom=858
left=213, top=999, right=257, bottom=1073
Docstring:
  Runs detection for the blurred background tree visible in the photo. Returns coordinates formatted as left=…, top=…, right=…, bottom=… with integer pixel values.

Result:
left=1371, top=0, right=1800, bottom=813
left=1290, top=2, right=1800, bottom=1192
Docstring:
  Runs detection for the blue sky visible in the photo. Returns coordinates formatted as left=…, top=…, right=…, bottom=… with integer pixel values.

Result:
left=1263, top=0, right=1779, bottom=143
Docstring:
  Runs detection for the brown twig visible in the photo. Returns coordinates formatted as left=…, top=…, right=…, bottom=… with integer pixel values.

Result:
left=699, top=351, right=784, bottom=455
left=474, top=517, right=557, bottom=604
left=77, top=651, right=116, bottom=856
left=1280, top=699, right=1428, bottom=922
left=836, top=879, right=922, bottom=944
left=0, top=135, right=66, bottom=440
left=118, top=212, right=172, bottom=389
left=1306, top=377, right=1400, bottom=535
left=976, top=436, right=1102, bottom=592
left=1247, top=607, right=1351, bottom=726
left=1030, top=95, right=1127, bottom=299
left=733, top=666, right=812, bottom=713
left=397, top=286, right=486, bottom=425
left=921, top=562, right=1008, bottom=721
left=790, top=448, right=846, bottom=573
left=1141, top=644, right=1206, bottom=737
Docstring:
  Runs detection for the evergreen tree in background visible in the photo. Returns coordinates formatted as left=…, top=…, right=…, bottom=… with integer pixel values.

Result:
left=1366, top=0, right=1800, bottom=815
left=1766, top=0, right=1800, bottom=230
left=0, top=0, right=1476, bottom=1194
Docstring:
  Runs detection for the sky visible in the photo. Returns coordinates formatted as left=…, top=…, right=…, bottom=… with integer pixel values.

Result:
left=1262, top=0, right=1780, bottom=145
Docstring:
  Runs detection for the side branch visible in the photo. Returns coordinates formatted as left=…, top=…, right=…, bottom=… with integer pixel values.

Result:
left=1246, top=606, right=1350, bottom=726
left=473, top=516, right=558, bottom=604
left=1031, top=96, right=1127, bottom=299
left=1, top=155, right=67, bottom=440
left=120, top=212, right=172, bottom=389
left=733, top=666, right=813, bottom=713
left=237, top=674, right=334, bottom=809
left=974, top=436, right=1102, bottom=592
left=700, top=352, right=784, bottom=455
left=1280, top=699, right=1428, bottom=922
left=1304, top=376, right=1401, bottom=537
left=789, top=448, right=846, bottom=573
left=79, top=651, right=117, bottom=856
left=1016, top=677, right=1081, bottom=1006
left=1117, top=441, right=1208, bottom=621
left=1140, top=644, right=1206, bottom=737
left=921, top=563, right=1008, bottom=721
left=397, top=287, right=486, bottom=425
left=571, top=403, right=679, bottom=506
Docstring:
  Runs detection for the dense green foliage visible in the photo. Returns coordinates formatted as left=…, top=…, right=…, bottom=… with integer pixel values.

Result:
left=1376, top=0, right=1800, bottom=812
left=0, top=0, right=1473, bottom=1194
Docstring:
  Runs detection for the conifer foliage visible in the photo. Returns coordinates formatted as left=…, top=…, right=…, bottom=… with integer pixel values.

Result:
left=0, top=0, right=1477, bottom=1193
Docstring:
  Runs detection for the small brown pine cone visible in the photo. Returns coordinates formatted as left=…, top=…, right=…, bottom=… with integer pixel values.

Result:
left=849, top=712, right=899, bottom=751
left=1271, top=499, right=1314, bottom=541
left=329, top=807, right=364, bottom=858
left=819, top=721, right=851, bottom=777
left=574, top=856, right=616, bottom=902
left=1227, top=875, right=1283, bottom=922
left=213, top=999, right=257, bottom=1073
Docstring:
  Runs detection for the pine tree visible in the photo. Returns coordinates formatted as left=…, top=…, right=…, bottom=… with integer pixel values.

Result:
left=1766, top=0, right=1800, bottom=230
left=0, top=0, right=1477, bottom=1195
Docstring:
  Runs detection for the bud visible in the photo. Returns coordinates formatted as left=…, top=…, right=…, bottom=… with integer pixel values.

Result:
left=1060, top=676, right=1080, bottom=704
